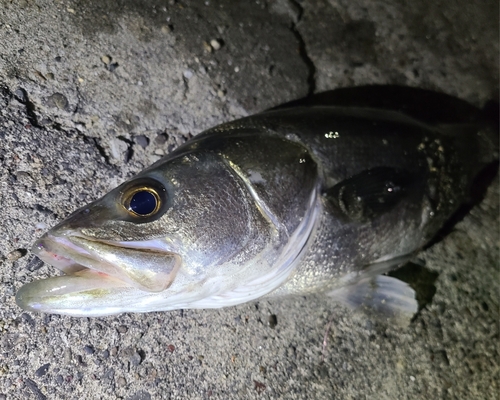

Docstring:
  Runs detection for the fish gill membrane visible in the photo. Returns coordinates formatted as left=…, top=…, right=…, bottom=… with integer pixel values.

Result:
left=16, top=86, right=499, bottom=323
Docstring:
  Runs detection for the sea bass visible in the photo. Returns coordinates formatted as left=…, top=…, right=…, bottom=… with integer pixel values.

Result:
left=16, top=86, right=498, bottom=318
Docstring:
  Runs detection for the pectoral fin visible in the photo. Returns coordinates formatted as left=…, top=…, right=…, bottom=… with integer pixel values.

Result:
left=324, top=167, right=416, bottom=222
left=327, top=254, right=423, bottom=327
left=328, top=275, right=418, bottom=327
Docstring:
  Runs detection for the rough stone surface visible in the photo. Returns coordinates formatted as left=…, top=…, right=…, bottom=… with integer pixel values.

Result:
left=0, top=1, right=498, bottom=399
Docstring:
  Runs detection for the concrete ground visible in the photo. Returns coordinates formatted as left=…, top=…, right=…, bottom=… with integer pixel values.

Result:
left=0, top=0, right=498, bottom=399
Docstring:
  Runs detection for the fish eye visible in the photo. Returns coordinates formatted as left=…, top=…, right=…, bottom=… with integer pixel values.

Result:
left=122, top=182, right=166, bottom=218
left=128, top=189, right=159, bottom=216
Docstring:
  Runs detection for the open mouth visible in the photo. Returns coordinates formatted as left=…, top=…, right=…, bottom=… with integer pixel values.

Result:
left=30, top=233, right=181, bottom=292
left=15, top=233, right=182, bottom=315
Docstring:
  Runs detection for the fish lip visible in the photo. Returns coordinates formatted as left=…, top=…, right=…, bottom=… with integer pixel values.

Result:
left=32, top=233, right=93, bottom=274
left=31, top=232, right=179, bottom=290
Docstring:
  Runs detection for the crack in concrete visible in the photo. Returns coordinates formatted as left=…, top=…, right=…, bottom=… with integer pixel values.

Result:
left=75, top=132, right=114, bottom=168
left=117, top=135, right=135, bottom=163
left=288, top=0, right=316, bottom=96
left=3, top=82, right=117, bottom=169
left=11, top=87, right=43, bottom=129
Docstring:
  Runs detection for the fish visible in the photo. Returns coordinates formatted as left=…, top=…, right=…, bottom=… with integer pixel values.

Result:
left=15, top=85, right=498, bottom=319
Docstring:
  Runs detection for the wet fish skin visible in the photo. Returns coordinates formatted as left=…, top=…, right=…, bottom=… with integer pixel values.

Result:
left=15, top=87, right=498, bottom=317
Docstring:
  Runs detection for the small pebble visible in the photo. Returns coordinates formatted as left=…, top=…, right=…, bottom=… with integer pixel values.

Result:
left=154, top=133, right=168, bottom=145
left=15, top=170, right=32, bottom=181
left=117, top=377, right=127, bottom=387
left=203, top=41, right=212, bottom=52
left=35, top=363, right=50, bottom=377
left=101, top=55, right=111, bottom=65
left=127, top=390, right=152, bottom=400
left=130, top=351, right=142, bottom=366
left=134, top=135, right=150, bottom=149
left=6, top=249, right=24, bottom=261
left=117, top=325, right=128, bottom=334
left=83, top=345, right=95, bottom=355
left=109, top=138, right=129, bottom=161
left=26, top=256, right=44, bottom=271
left=104, top=368, right=114, bottom=380
left=14, top=88, right=27, bottom=103
left=108, top=62, right=119, bottom=72
left=24, top=378, right=46, bottom=400
left=63, top=348, right=72, bottom=365
left=183, top=69, right=194, bottom=79
left=47, top=93, right=68, bottom=110
left=34, top=70, right=47, bottom=81
left=21, top=313, right=35, bottom=328
left=210, top=39, right=222, bottom=51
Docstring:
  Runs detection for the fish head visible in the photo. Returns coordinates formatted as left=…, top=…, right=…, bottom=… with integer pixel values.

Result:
left=17, top=147, right=282, bottom=316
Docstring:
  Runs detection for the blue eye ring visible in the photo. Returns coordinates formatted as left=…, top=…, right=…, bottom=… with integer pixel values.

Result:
left=123, top=186, right=162, bottom=217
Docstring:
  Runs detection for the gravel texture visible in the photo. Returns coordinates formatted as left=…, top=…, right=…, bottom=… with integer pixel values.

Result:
left=0, top=1, right=498, bottom=399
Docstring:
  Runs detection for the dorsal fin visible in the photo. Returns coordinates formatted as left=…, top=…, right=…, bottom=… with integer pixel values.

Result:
left=270, top=85, right=486, bottom=126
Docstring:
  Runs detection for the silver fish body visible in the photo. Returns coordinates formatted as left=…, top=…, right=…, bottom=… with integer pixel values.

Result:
left=16, top=89, right=498, bottom=317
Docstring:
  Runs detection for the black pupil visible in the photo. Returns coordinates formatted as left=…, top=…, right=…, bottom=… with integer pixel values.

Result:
left=129, top=190, right=157, bottom=215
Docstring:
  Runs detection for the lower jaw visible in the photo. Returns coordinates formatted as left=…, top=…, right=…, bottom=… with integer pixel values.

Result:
left=15, top=269, right=132, bottom=316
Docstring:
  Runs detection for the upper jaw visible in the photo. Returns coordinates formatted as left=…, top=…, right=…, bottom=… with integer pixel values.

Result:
left=32, top=233, right=93, bottom=274
left=31, top=232, right=181, bottom=293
